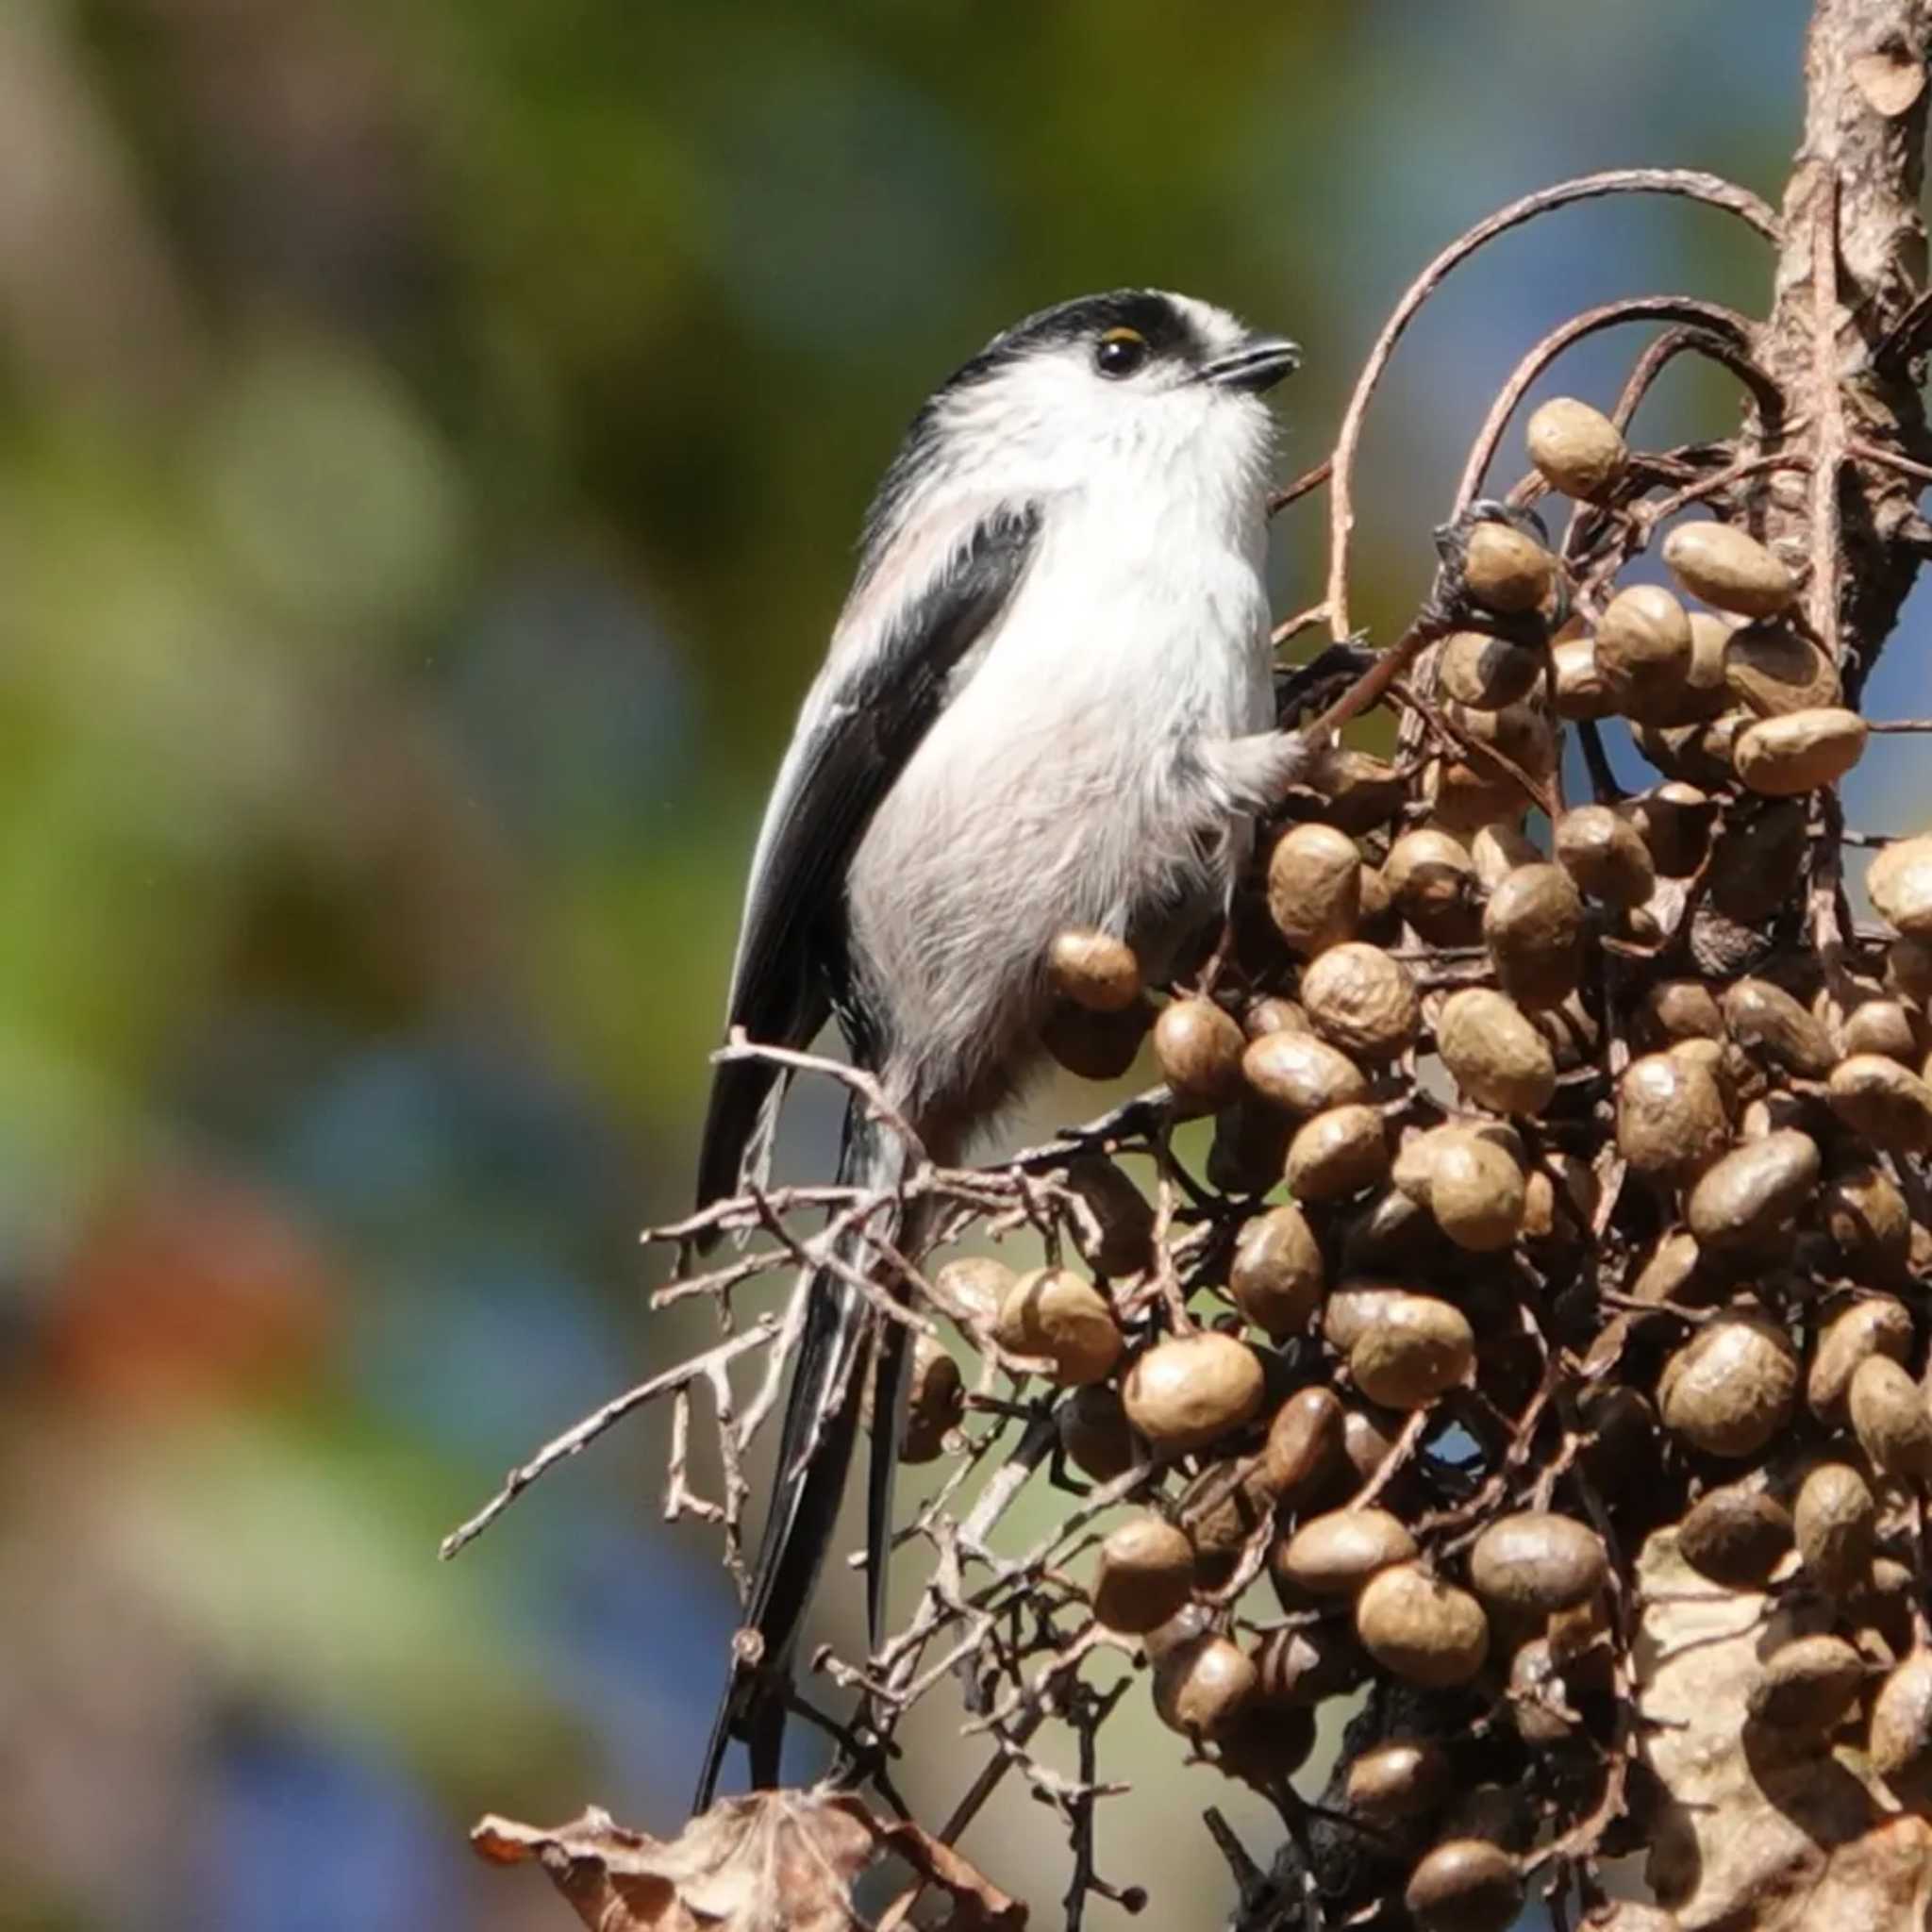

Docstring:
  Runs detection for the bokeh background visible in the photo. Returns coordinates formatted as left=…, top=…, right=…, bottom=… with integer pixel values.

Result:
left=2, top=3, right=1924, bottom=1928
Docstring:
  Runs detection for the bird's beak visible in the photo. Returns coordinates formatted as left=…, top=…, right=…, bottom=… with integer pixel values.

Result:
left=1201, top=334, right=1301, bottom=392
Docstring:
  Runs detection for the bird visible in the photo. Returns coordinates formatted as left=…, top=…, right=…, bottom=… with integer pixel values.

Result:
left=690, top=289, right=1310, bottom=1809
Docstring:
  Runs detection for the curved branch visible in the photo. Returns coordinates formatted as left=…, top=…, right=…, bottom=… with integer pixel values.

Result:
left=1324, top=168, right=1779, bottom=637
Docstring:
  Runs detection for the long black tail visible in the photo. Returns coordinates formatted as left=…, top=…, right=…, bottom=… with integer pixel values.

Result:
left=692, top=1099, right=908, bottom=1810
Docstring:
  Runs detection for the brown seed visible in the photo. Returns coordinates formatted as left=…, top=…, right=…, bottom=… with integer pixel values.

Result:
left=1274, top=1507, right=1418, bottom=1597
left=900, top=1335, right=964, bottom=1463
left=1630, top=782, right=1716, bottom=877
left=1616, top=1051, right=1729, bottom=1175
left=1261, top=1386, right=1345, bottom=1501
left=1872, top=836, right=1932, bottom=940
left=1311, top=744, right=1407, bottom=834
left=1046, top=928, right=1142, bottom=1012
left=1286, top=1103, right=1389, bottom=1201
left=1550, top=631, right=1611, bottom=720
left=1596, top=584, right=1693, bottom=723
left=1686, top=1130, right=1821, bottom=1255
left=1836, top=994, right=1921, bottom=1064
left=994, top=1269, right=1123, bottom=1386
left=934, top=1255, right=1017, bottom=1329
left=1267, top=823, right=1362, bottom=956
left=1058, top=1384, right=1139, bottom=1482
left=1154, top=998, right=1247, bottom=1108
left=1253, top=1622, right=1365, bottom=1707
left=1229, top=1204, right=1324, bottom=1341
left=1356, top=1562, right=1491, bottom=1688
left=1722, top=977, right=1835, bottom=1077
left=1434, top=988, right=1557, bottom=1115
left=1630, top=1227, right=1710, bottom=1308
left=1175, top=1460, right=1275, bottom=1588
left=1642, top=977, right=1726, bottom=1044
left=1747, top=1634, right=1866, bottom=1735
left=1678, top=1483, right=1793, bottom=1587
left=1469, top=822, right=1541, bottom=892
left=1152, top=1633, right=1257, bottom=1740
left=1383, top=829, right=1478, bottom=942
left=1663, top=521, right=1796, bottom=618
left=1122, top=1332, right=1265, bottom=1455
left=1828, top=1052, right=1932, bottom=1153
left=1241, top=1029, right=1368, bottom=1116
left=1822, top=1167, right=1912, bottom=1284
left=1809, top=1296, right=1914, bottom=1420
left=1869, top=1651, right=1932, bottom=1804
left=1468, top=1511, right=1607, bottom=1614
left=1734, top=705, right=1868, bottom=795
left=1421, top=1131, right=1527, bottom=1253
left=1340, top=1402, right=1407, bottom=1485
left=1483, top=863, right=1583, bottom=1008
left=1409, top=1838, right=1520, bottom=1931
left=1042, top=1001, right=1149, bottom=1080
left=1849, top=1354, right=1932, bottom=1481
left=1554, top=805, right=1656, bottom=908
left=1794, top=1461, right=1877, bottom=1594
left=1678, top=612, right=1740, bottom=721
left=1724, top=623, right=1840, bottom=715
left=1322, top=1279, right=1404, bottom=1355
left=1349, top=1293, right=1475, bottom=1407
left=1091, top=1514, right=1194, bottom=1632
left=1062, top=1155, right=1156, bottom=1277
left=1424, top=755, right=1529, bottom=835
left=1439, top=629, right=1546, bottom=708
left=1462, top=521, right=1555, bottom=614
left=1300, top=942, right=1420, bottom=1060
left=1345, top=1739, right=1452, bottom=1820
left=1243, top=994, right=1307, bottom=1040
left=1659, top=1315, right=1799, bottom=1457
left=1526, top=395, right=1626, bottom=499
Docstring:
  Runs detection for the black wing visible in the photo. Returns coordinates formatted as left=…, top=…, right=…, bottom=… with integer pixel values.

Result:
left=693, top=502, right=1041, bottom=1217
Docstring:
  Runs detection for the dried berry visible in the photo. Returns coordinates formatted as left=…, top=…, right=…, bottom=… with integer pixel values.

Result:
left=1383, top=829, right=1478, bottom=942
left=1154, top=998, right=1247, bottom=1108
left=1228, top=1203, right=1324, bottom=1341
left=1286, top=1103, right=1389, bottom=1201
left=1462, top=521, right=1554, bottom=613
left=1356, top=1562, right=1490, bottom=1687
left=1047, top=928, right=1142, bottom=1012
left=1267, top=823, right=1362, bottom=956
left=1058, top=1383, right=1138, bottom=1483
left=1685, top=1130, right=1820, bottom=1255
left=1418, top=1129, right=1527, bottom=1253
left=1468, top=1511, right=1607, bottom=1614
left=935, top=1255, right=1016, bottom=1329
left=1345, top=1738, right=1452, bottom=1820
left=1152, top=1633, right=1257, bottom=1740
left=1746, top=1634, right=1865, bottom=1735
left=1821, top=1167, right=1911, bottom=1284
left=1403, top=1840, right=1521, bottom=1932
left=1733, top=706, right=1868, bottom=794
left=1827, top=1052, right=1932, bottom=1152
left=1349, top=1292, right=1475, bottom=1407
left=1595, top=584, right=1693, bottom=723
left=1300, top=941, right=1421, bottom=1060
left=1092, top=1514, right=1194, bottom=1632
left=993, top=1268, right=1123, bottom=1386
left=1062, top=1155, right=1156, bottom=1276
left=1677, top=1483, right=1792, bottom=1588
left=1274, top=1507, right=1418, bottom=1597
left=1793, top=1461, right=1876, bottom=1594
left=1439, top=628, right=1545, bottom=708
left=1869, top=1651, right=1932, bottom=1805
left=1526, top=395, right=1626, bottom=498
left=1122, top=1332, right=1265, bottom=1455
left=1616, top=1051, right=1728, bottom=1176
left=1261, top=1386, right=1345, bottom=1500
left=1483, top=863, right=1583, bottom=1008
left=1550, top=631, right=1611, bottom=719
left=1554, top=804, right=1656, bottom=908
left=1629, top=782, right=1716, bottom=877
left=1434, top=988, right=1557, bottom=1115
left=900, top=1335, right=964, bottom=1463
left=1848, top=1354, right=1932, bottom=1481
left=1241, top=1029, right=1368, bottom=1116
left=1662, top=520, right=1795, bottom=618
left=1807, top=1295, right=1913, bottom=1420
left=1721, top=977, right=1834, bottom=1077
left=1042, top=1000, right=1149, bottom=1080
left=1724, top=623, right=1840, bottom=716
left=1658, top=1315, right=1798, bottom=1457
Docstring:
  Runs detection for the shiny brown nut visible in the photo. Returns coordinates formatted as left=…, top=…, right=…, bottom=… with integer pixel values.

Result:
left=934, top=1255, right=1017, bottom=1329
left=1310, top=744, right=1407, bottom=834
left=1152, top=1632, right=1257, bottom=1740
left=1345, top=1738, right=1452, bottom=1820
left=1058, top=1384, right=1139, bottom=1482
left=1849, top=1354, right=1932, bottom=1481
left=1062, top=1155, right=1156, bottom=1277
left=1154, top=998, right=1248, bottom=1107
left=1229, top=1203, right=1324, bottom=1341
left=1439, top=629, right=1545, bottom=708
left=1422, top=1130, right=1527, bottom=1253
left=1356, top=1563, right=1491, bottom=1688
left=1267, top=822, right=1362, bottom=956
left=1468, top=1511, right=1607, bottom=1613
left=1042, top=1000, right=1150, bottom=1080
left=900, top=1334, right=964, bottom=1463
left=1274, top=1507, right=1418, bottom=1597
left=1483, top=862, right=1583, bottom=1008
left=1678, top=1483, right=1792, bottom=1587
left=1734, top=706, right=1868, bottom=795
left=1869, top=1651, right=1932, bottom=1804
left=1321, top=1279, right=1403, bottom=1355
left=1828, top=1053, right=1932, bottom=1153
left=1122, top=1332, right=1265, bottom=1455
left=1242, top=995, right=1307, bottom=1041
left=1550, top=632, right=1611, bottom=720
left=994, top=1268, right=1123, bottom=1385
left=1616, top=1051, right=1729, bottom=1175
left=1685, top=1130, right=1820, bottom=1255
left=1242, top=1029, right=1368, bottom=1117
left=1724, top=623, right=1840, bottom=716
left=1349, top=1293, right=1474, bottom=1407
left=1630, top=782, right=1716, bottom=878
left=1708, top=798, right=1809, bottom=924
left=1871, top=835, right=1932, bottom=941
left=1747, top=1633, right=1866, bottom=1735
left=1341, top=1401, right=1407, bottom=1485
left=1300, top=941, right=1420, bottom=1060
left=1383, top=829, right=1478, bottom=942
left=1261, top=1385, right=1345, bottom=1501
left=1630, top=1227, right=1709, bottom=1308
left=1091, top=1514, right=1194, bottom=1632
left=1469, top=821, right=1541, bottom=892
left=1462, top=521, right=1555, bottom=614
left=1835, top=994, right=1921, bottom=1064
left=1286, top=1103, right=1388, bottom=1201
left=1722, top=977, right=1835, bottom=1077
left=1595, top=584, right=1693, bottom=723
left=1253, top=1622, right=1365, bottom=1707
left=1659, top=1315, right=1799, bottom=1457
left=1794, top=1461, right=1877, bottom=1594
left=1526, top=395, right=1625, bottom=499
left=1822, top=1166, right=1912, bottom=1283
left=1434, top=988, right=1557, bottom=1115
left=1554, top=804, right=1655, bottom=908
left=1809, top=1296, right=1913, bottom=1420
left=1047, top=927, right=1142, bottom=1012
left=1404, top=1840, right=1521, bottom=1932
left=1663, top=521, right=1796, bottom=618
left=1391, top=1119, right=1524, bottom=1199
left=1641, top=977, right=1726, bottom=1044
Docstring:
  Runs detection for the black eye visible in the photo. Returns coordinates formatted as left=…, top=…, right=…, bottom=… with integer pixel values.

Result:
left=1094, top=328, right=1148, bottom=379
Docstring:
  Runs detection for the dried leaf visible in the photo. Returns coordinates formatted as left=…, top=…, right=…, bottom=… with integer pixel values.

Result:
left=473, top=1790, right=1025, bottom=1932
